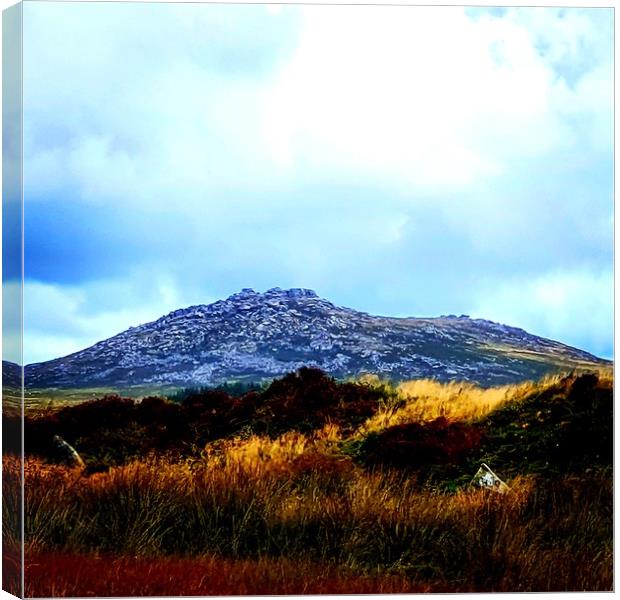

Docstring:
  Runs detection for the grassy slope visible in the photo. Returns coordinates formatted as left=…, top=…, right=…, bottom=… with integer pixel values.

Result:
left=4, top=367, right=614, bottom=595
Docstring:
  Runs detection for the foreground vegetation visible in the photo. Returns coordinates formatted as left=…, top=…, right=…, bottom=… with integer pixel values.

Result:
left=3, top=368, right=613, bottom=595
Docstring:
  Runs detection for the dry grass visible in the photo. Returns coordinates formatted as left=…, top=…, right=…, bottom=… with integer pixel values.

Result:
left=359, top=375, right=558, bottom=435
left=6, top=370, right=613, bottom=595
left=24, top=552, right=435, bottom=596
left=3, top=543, right=21, bottom=597
left=7, top=453, right=612, bottom=594
left=202, top=424, right=344, bottom=475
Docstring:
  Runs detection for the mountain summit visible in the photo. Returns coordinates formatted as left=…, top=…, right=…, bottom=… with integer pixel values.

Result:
left=23, top=287, right=606, bottom=388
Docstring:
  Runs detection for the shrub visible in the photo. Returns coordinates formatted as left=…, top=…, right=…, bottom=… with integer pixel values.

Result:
left=355, top=417, right=483, bottom=471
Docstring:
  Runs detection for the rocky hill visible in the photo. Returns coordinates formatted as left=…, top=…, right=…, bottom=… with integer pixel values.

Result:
left=17, top=287, right=608, bottom=389
left=1, top=360, right=21, bottom=389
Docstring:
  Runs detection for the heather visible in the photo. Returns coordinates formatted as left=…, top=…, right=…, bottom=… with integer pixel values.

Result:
left=2, top=368, right=613, bottom=595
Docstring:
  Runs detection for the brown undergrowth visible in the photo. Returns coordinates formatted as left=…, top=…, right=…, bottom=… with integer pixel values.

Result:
left=4, top=368, right=613, bottom=595
left=6, top=454, right=612, bottom=594
left=24, top=552, right=437, bottom=596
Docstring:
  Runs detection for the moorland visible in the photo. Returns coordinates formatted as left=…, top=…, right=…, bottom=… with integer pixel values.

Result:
left=2, top=366, right=613, bottom=595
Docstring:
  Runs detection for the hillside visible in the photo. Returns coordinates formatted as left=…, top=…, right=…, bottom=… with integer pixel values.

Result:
left=8, top=368, right=613, bottom=594
left=1, top=360, right=21, bottom=388
left=17, top=367, right=612, bottom=480
left=18, top=287, right=607, bottom=389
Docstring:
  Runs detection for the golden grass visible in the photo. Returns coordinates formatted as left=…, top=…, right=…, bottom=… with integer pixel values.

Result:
left=357, top=374, right=564, bottom=435
left=6, top=370, right=613, bottom=594
left=10, top=455, right=612, bottom=593
left=202, top=423, right=343, bottom=473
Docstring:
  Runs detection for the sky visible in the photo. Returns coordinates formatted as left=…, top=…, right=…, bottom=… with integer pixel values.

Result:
left=11, top=2, right=613, bottom=364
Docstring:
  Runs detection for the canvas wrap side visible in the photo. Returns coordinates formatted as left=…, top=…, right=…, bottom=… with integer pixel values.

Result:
left=2, top=3, right=24, bottom=597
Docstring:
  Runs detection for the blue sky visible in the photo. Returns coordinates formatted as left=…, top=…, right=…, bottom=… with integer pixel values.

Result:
left=14, top=2, right=613, bottom=364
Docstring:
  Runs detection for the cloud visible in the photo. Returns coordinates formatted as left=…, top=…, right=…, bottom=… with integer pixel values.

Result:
left=23, top=2, right=303, bottom=206
left=22, top=276, right=214, bottom=365
left=471, top=269, right=613, bottom=359
left=3, top=282, right=22, bottom=365
left=20, top=4, right=613, bottom=361
left=24, top=5, right=612, bottom=205
left=260, top=6, right=612, bottom=190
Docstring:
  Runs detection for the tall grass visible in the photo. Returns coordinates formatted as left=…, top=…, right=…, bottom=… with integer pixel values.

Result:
left=359, top=377, right=544, bottom=435
left=24, top=553, right=435, bottom=596
left=11, top=454, right=612, bottom=593
left=2, top=455, right=22, bottom=597
left=10, top=370, right=613, bottom=595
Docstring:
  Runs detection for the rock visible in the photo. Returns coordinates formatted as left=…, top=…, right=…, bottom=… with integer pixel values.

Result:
left=23, top=288, right=608, bottom=389
left=471, top=463, right=510, bottom=494
left=53, top=435, right=85, bottom=469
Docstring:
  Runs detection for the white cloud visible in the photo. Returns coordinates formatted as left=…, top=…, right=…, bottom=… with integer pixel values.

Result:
left=23, top=277, right=213, bottom=364
left=471, top=269, right=613, bottom=358
left=3, top=282, right=22, bottom=365
left=260, top=6, right=611, bottom=192
left=24, top=5, right=612, bottom=206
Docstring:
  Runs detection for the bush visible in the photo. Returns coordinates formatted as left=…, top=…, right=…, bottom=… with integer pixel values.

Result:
left=355, top=417, right=483, bottom=471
